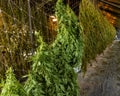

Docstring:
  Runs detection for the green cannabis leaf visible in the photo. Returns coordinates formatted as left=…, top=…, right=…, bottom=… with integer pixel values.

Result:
left=79, top=0, right=116, bottom=72
left=24, top=0, right=83, bottom=96
left=0, top=67, right=27, bottom=96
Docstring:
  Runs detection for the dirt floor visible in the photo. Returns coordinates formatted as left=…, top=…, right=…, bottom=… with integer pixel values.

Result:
left=78, top=40, right=120, bottom=96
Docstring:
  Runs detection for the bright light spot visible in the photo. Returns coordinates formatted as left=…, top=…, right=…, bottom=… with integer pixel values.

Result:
left=52, top=18, right=57, bottom=22
left=50, top=15, right=56, bottom=19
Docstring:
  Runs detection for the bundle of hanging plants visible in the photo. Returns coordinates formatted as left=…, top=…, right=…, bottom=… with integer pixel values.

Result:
left=79, top=0, right=116, bottom=71
left=24, top=0, right=83, bottom=96
left=0, top=67, right=27, bottom=96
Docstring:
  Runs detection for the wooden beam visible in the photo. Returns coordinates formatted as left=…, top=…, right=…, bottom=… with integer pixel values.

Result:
left=100, top=0, right=120, bottom=9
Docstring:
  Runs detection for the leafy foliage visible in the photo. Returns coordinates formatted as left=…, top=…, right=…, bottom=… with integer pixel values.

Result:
left=0, top=68, right=27, bottom=96
left=24, top=0, right=83, bottom=96
left=0, top=4, right=32, bottom=80
left=79, top=0, right=116, bottom=71
left=0, top=18, right=32, bottom=80
left=0, top=0, right=48, bottom=79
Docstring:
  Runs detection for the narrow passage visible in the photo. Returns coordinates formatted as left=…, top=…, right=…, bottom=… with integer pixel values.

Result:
left=78, top=40, right=120, bottom=96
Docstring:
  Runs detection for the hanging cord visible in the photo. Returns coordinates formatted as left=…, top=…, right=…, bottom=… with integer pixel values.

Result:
left=28, top=0, right=34, bottom=55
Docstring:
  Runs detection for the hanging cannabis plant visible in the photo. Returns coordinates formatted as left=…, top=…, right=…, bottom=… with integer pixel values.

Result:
left=24, top=0, right=83, bottom=96
left=0, top=67, right=27, bottom=96
left=79, top=0, right=116, bottom=71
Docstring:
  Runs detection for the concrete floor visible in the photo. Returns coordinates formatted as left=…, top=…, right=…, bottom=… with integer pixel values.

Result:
left=78, top=40, right=120, bottom=96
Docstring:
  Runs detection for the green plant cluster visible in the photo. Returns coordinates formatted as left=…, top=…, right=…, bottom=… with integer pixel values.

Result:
left=0, top=0, right=51, bottom=79
left=0, top=0, right=117, bottom=95
left=79, top=0, right=116, bottom=71
left=24, top=0, right=83, bottom=96
left=0, top=68, right=27, bottom=96
left=0, top=22, right=32, bottom=79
